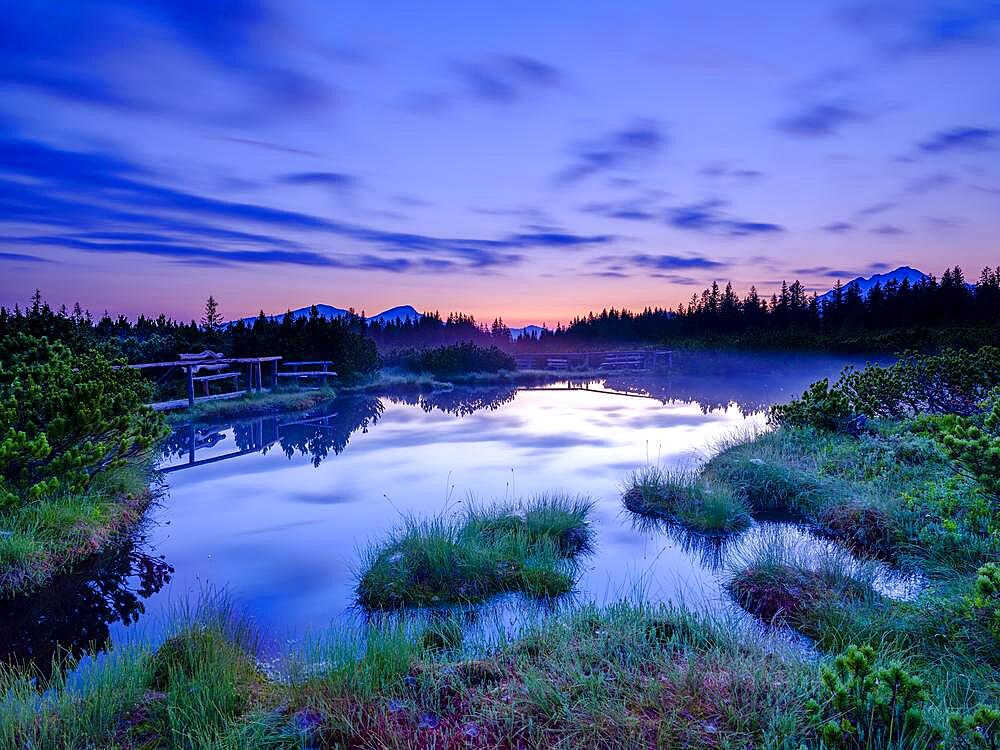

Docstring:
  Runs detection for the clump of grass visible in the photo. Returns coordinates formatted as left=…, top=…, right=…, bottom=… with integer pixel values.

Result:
left=0, top=590, right=298, bottom=750
left=465, top=493, right=595, bottom=554
left=726, top=536, right=879, bottom=634
left=622, top=465, right=751, bottom=534
left=816, top=500, right=905, bottom=562
left=356, top=495, right=593, bottom=609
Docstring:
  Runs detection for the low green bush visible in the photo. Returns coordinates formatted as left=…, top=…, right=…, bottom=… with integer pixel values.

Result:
left=804, top=644, right=936, bottom=749
left=770, top=347, right=1000, bottom=432
left=0, top=333, right=166, bottom=509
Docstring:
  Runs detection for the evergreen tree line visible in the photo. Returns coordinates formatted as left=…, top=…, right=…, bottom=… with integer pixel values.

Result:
left=3, top=265, right=998, bottom=364
left=0, top=294, right=379, bottom=378
left=533, top=265, right=1000, bottom=348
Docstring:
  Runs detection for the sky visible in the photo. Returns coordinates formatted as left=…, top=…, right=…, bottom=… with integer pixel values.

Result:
left=1, top=0, right=999, bottom=326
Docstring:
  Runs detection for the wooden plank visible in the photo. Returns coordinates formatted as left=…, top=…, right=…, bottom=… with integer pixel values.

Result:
left=151, top=390, right=248, bottom=412
left=275, top=371, right=338, bottom=377
left=282, top=361, right=334, bottom=366
left=191, top=372, right=240, bottom=383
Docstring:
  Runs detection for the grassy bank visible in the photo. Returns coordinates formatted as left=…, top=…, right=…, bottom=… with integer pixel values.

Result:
left=0, top=464, right=154, bottom=599
left=5, top=589, right=998, bottom=749
left=356, top=495, right=593, bottom=609
left=164, top=388, right=338, bottom=423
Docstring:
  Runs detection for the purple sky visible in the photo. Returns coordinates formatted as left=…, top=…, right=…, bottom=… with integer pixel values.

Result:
left=1, top=1, right=999, bottom=325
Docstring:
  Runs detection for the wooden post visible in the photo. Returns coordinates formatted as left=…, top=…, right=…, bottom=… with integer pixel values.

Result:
left=256, top=361, right=263, bottom=392
left=186, top=366, right=195, bottom=407
left=271, top=361, right=278, bottom=389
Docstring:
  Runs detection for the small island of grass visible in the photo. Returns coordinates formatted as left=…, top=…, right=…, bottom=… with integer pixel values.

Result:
left=622, top=466, right=751, bottom=534
left=356, top=494, right=593, bottom=609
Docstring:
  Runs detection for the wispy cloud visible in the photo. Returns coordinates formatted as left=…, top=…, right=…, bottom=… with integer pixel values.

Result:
left=449, top=55, right=563, bottom=102
left=775, top=102, right=865, bottom=137
left=0, top=135, right=621, bottom=274
left=629, top=253, right=726, bottom=270
left=665, top=199, right=784, bottom=236
left=821, top=221, right=855, bottom=233
left=699, top=163, right=764, bottom=180
left=917, top=126, right=997, bottom=154
left=840, top=1, right=1000, bottom=57
left=0, top=0, right=334, bottom=116
left=872, top=224, right=906, bottom=235
left=555, top=120, right=666, bottom=183
left=279, top=172, right=360, bottom=191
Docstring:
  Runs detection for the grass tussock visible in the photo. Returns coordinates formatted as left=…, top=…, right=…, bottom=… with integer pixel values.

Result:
left=622, top=465, right=751, bottom=534
left=356, top=494, right=594, bottom=609
left=726, top=536, right=880, bottom=634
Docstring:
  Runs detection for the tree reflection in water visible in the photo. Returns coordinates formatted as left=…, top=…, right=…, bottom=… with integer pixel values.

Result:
left=382, top=384, right=519, bottom=416
left=0, top=530, right=173, bottom=672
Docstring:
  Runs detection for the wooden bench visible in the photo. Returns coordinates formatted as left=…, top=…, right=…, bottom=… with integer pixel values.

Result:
left=546, top=357, right=569, bottom=371
left=599, top=353, right=645, bottom=370
left=276, top=361, right=337, bottom=387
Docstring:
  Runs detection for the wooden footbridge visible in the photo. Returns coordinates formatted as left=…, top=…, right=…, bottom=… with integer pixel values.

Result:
left=121, top=351, right=336, bottom=411
left=513, top=349, right=672, bottom=372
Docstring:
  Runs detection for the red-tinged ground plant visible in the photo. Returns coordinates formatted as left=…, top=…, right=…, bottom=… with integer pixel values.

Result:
left=0, top=333, right=167, bottom=509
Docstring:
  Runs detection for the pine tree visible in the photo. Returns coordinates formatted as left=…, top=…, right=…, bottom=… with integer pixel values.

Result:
left=201, top=296, right=223, bottom=332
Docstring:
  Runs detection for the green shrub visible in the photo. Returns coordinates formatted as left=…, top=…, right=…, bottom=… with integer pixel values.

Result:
left=940, top=390, right=1000, bottom=502
left=400, top=343, right=516, bottom=377
left=769, top=378, right=854, bottom=431
left=966, top=562, right=1000, bottom=645
left=770, top=347, right=1000, bottom=432
left=805, top=644, right=936, bottom=749
left=0, top=333, right=166, bottom=509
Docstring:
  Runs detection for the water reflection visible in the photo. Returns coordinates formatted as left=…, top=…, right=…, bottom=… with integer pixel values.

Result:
left=161, top=395, right=385, bottom=471
left=382, top=384, right=519, bottom=416
left=0, top=530, right=173, bottom=671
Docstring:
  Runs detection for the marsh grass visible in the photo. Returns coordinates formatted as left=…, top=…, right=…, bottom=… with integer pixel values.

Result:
left=622, top=465, right=751, bottom=534
left=290, top=599, right=813, bottom=749
left=1, top=586, right=995, bottom=749
left=0, top=590, right=300, bottom=750
left=356, top=495, right=594, bottom=609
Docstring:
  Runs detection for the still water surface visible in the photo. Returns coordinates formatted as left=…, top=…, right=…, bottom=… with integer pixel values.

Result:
left=1, top=352, right=893, bottom=665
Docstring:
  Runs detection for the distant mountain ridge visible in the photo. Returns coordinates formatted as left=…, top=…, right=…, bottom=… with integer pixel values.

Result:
left=233, top=304, right=421, bottom=327
left=509, top=324, right=548, bottom=340
left=818, top=266, right=927, bottom=306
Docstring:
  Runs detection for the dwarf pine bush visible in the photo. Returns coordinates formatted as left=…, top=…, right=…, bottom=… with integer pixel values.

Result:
left=0, top=333, right=166, bottom=509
